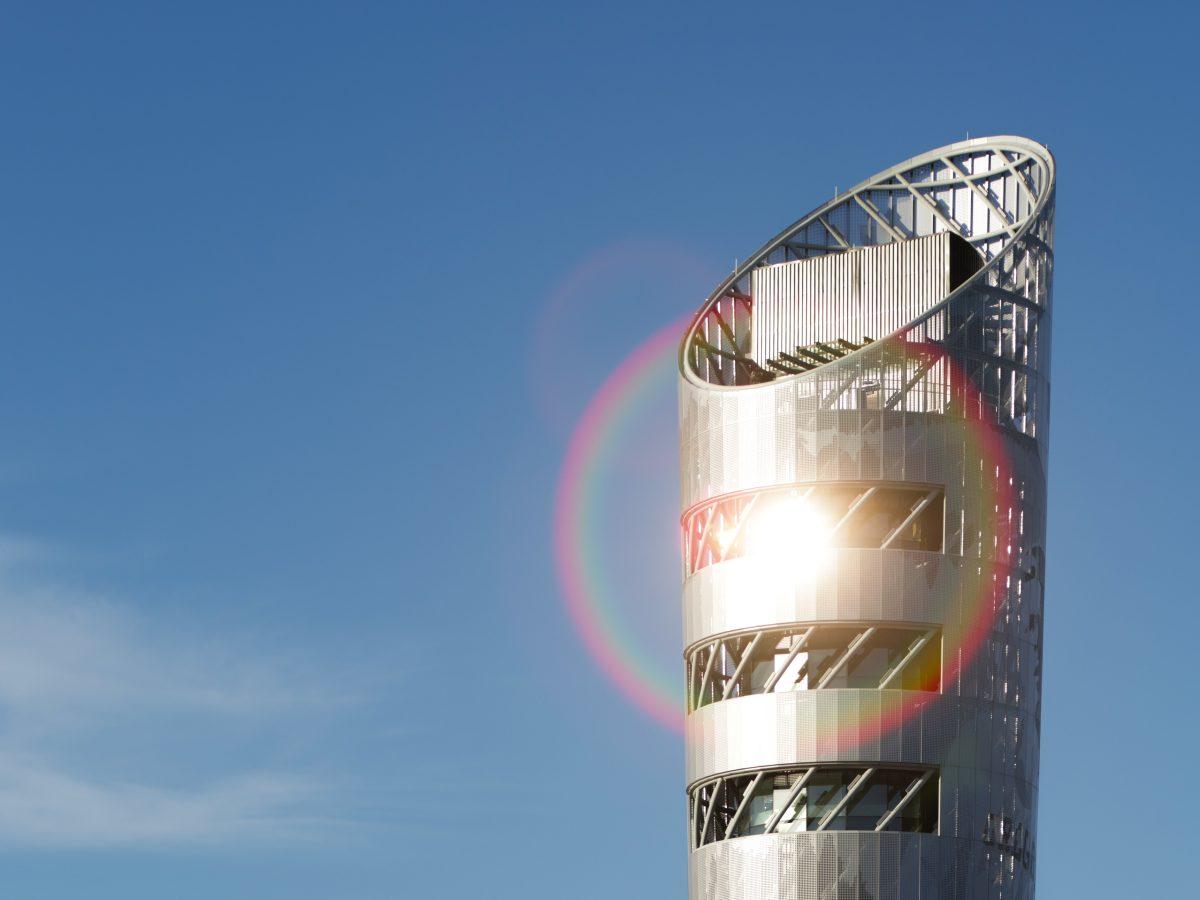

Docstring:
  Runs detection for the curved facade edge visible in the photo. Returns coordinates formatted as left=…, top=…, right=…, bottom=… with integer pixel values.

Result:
left=685, top=691, right=1040, bottom=787
left=689, top=831, right=1035, bottom=900
left=684, top=550, right=962, bottom=649
left=679, top=381, right=1049, bottom=513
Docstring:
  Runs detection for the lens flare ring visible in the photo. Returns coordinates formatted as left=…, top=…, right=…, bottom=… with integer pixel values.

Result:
left=555, top=327, right=1014, bottom=743
left=553, top=318, right=691, bottom=732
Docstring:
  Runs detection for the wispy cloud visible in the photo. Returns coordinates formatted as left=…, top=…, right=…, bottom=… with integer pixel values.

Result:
left=0, top=535, right=350, bottom=848
left=0, top=758, right=327, bottom=847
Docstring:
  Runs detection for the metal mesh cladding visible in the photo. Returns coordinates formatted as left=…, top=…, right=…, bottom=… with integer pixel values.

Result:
left=678, top=137, right=1054, bottom=899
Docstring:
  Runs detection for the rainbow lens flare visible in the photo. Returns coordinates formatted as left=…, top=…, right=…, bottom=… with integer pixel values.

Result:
left=554, top=326, right=1015, bottom=746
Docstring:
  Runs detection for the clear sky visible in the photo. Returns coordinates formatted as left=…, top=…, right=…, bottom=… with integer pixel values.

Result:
left=0, top=1, right=1194, bottom=897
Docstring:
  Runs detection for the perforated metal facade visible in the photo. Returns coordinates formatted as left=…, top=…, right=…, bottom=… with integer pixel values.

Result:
left=678, top=137, right=1054, bottom=899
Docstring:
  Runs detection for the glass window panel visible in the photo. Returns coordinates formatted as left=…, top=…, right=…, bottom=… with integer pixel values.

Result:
left=694, top=627, right=940, bottom=702
left=844, top=629, right=913, bottom=688
left=728, top=772, right=793, bottom=839
left=773, top=773, right=814, bottom=834
left=691, top=767, right=938, bottom=844
left=695, top=782, right=716, bottom=846
left=843, top=775, right=892, bottom=830
left=808, top=484, right=864, bottom=527
left=771, top=631, right=812, bottom=692
left=892, top=492, right=944, bottom=551
left=802, top=768, right=863, bottom=831
left=803, top=627, right=862, bottom=689
left=707, top=775, right=753, bottom=843
left=899, top=632, right=942, bottom=692
left=874, top=771, right=939, bottom=834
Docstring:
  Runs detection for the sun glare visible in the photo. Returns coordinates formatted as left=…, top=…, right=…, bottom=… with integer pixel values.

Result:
left=743, top=495, right=832, bottom=577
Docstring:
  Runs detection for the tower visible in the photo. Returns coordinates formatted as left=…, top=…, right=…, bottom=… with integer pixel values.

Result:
left=679, top=137, right=1054, bottom=898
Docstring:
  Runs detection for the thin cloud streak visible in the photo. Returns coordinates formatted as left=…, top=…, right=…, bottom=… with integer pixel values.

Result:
left=0, top=535, right=354, bottom=848
left=0, top=757, right=330, bottom=847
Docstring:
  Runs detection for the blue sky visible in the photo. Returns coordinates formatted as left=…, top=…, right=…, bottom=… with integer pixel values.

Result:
left=0, top=1, right=1195, bottom=896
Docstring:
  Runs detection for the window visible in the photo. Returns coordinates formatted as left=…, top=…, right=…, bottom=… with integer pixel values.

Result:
left=691, top=766, right=938, bottom=849
left=688, top=625, right=941, bottom=712
left=683, top=483, right=944, bottom=576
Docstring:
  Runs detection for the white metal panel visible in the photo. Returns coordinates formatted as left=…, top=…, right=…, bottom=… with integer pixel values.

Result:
left=750, top=233, right=954, bottom=364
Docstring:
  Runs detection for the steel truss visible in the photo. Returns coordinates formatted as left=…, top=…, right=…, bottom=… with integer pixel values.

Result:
left=686, top=624, right=941, bottom=713
left=690, top=765, right=938, bottom=849
left=683, top=482, right=944, bottom=577
left=683, top=141, right=1054, bottom=445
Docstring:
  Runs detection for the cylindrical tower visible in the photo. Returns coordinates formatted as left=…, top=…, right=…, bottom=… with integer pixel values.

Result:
left=679, top=137, right=1054, bottom=898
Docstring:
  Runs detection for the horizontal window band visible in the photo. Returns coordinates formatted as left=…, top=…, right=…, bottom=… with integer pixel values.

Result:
left=682, top=482, right=945, bottom=578
left=686, top=624, right=941, bottom=713
left=689, top=765, right=939, bottom=850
